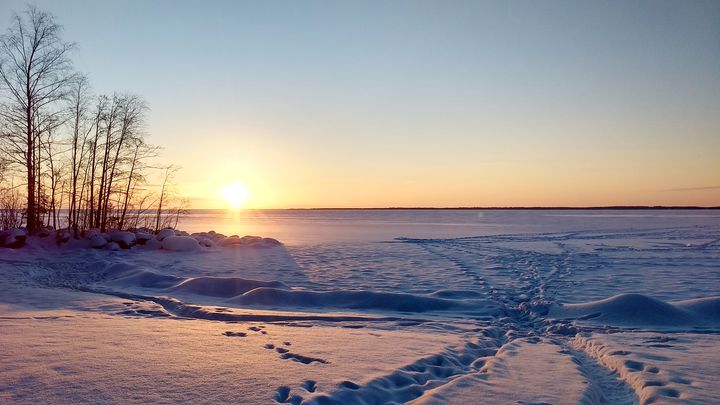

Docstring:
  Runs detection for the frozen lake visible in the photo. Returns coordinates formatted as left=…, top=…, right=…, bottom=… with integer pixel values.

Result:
left=1, top=209, right=719, bottom=404
left=177, top=208, right=720, bottom=245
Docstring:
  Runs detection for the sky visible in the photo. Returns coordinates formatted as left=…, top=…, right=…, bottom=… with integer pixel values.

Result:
left=1, top=0, right=719, bottom=208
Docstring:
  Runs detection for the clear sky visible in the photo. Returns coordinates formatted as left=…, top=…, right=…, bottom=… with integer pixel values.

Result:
left=1, top=0, right=719, bottom=208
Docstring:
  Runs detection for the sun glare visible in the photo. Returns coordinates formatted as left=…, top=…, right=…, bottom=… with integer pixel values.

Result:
left=220, top=182, right=251, bottom=209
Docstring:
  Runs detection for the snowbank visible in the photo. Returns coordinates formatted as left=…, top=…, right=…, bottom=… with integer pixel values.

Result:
left=0, top=225, right=283, bottom=253
left=551, top=293, right=720, bottom=327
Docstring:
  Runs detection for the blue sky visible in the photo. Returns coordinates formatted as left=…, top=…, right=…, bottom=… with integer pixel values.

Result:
left=1, top=1, right=718, bottom=207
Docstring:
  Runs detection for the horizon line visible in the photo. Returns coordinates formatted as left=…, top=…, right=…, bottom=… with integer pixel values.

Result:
left=194, top=205, right=720, bottom=210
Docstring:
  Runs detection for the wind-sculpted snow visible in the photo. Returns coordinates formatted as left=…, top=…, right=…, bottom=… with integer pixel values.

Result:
left=551, top=294, right=720, bottom=328
left=229, top=287, right=499, bottom=314
left=99, top=262, right=290, bottom=298
left=170, top=276, right=288, bottom=297
left=98, top=262, right=498, bottom=314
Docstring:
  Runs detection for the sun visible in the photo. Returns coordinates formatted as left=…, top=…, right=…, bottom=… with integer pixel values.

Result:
left=220, top=181, right=251, bottom=209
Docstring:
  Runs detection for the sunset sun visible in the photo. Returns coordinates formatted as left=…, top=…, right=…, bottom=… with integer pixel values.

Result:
left=220, top=181, right=250, bottom=209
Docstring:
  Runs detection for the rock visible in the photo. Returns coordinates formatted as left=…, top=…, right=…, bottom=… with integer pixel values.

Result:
left=162, top=235, right=201, bottom=251
left=0, top=228, right=26, bottom=249
left=56, top=229, right=72, bottom=245
left=220, top=235, right=281, bottom=248
left=83, top=228, right=101, bottom=240
left=90, top=235, right=108, bottom=249
left=134, top=232, right=153, bottom=245
left=142, top=238, right=162, bottom=250
left=156, top=228, right=175, bottom=241
left=109, top=230, right=136, bottom=249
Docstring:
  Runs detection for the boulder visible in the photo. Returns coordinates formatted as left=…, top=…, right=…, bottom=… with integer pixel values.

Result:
left=162, top=235, right=201, bottom=252
left=156, top=228, right=175, bottom=241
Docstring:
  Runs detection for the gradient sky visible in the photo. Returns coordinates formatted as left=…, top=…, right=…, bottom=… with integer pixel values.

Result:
left=1, top=0, right=719, bottom=208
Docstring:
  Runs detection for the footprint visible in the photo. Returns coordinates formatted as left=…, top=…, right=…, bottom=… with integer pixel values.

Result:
left=624, top=360, right=645, bottom=372
left=264, top=343, right=275, bottom=349
left=283, top=341, right=292, bottom=346
left=658, top=388, right=680, bottom=398
left=276, top=347, right=289, bottom=354
left=280, top=352, right=329, bottom=365
left=610, top=350, right=631, bottom=356
left=223, top=331, right=247, bottom=337
left=274, top=386, right=290, bottom=403
left=301, top=380, right=317, bottom=393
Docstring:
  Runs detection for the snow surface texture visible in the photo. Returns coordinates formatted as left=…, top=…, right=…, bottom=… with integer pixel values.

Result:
left=1, top=210, right=719, bottom=404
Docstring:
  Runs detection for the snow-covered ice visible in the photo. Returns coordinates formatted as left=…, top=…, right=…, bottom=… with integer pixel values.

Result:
left=1, top=209, right=719, bottom=404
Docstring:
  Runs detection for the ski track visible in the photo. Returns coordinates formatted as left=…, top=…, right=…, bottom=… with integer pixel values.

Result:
left=6, top=225, right=720, bottom=404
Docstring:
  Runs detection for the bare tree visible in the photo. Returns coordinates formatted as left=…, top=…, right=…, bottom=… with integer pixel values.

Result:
left=154, top=165, right=178, bottom=232
left=67, top=75, right=93, bottom=236
left=0, top=6, right=76, bottom=233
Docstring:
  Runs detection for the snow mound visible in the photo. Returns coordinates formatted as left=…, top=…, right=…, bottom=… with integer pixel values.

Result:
left=170, top=277, right=288, bottom=298
left=228, top=288, right=463, bottom=312
left=551, top=293, right=720, bottom=327
left=156, top=228, right=176, bottom=241
left=134, top=232, right=154, bottom=244
left=103, top=263, right=184, bottom=289
left=675, top=297, right=720, bottom=322
left=0, top=228, right=26, bottom=248
left=220, top=235, right=282, bottom=248
left=141, top=239, right=162, bottom=250
left=161, top=236, right=201, bottom=251
left=109, top=231, right=135, bottom=248
left=90, top=235, right=108, bottom=248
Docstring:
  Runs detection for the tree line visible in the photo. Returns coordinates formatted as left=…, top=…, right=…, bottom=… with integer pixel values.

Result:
left=0, top=6, right=187, bottom=235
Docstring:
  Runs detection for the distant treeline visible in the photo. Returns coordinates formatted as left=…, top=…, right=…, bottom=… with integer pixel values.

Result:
left=0, top=6, right=187, bottom=234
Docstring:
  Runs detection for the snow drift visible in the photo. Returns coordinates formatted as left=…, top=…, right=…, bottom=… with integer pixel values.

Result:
left=551, top=293, right=720, bottom=327
left=227, top=288, right=488, bottom=313
left=169, top=277, right=288, bottom=297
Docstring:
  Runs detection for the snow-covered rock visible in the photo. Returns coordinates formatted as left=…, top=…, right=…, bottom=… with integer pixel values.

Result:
left=194, top=237, right=215, bottom=248
left=105, top=242, right=121, bottom=251
left=156, top=228, right=175, bottom=241
left=90, top=235, right=108, bottom=249
left=221, top=235, right=282, bottom=248
left=109, top=231, right=136, bottom=249
left=56, top=229, right=72, bottom=244
left=37, top=227, right=54, bottom=238
left=0, top=228, right=26, bottom=249
left=134, top=232, right=153, bottom=245
left=83, top=228, right=101, bottom=240
left=142, top=238, right=162, bottom=250
left=162, top=236, right=201, bottom=252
